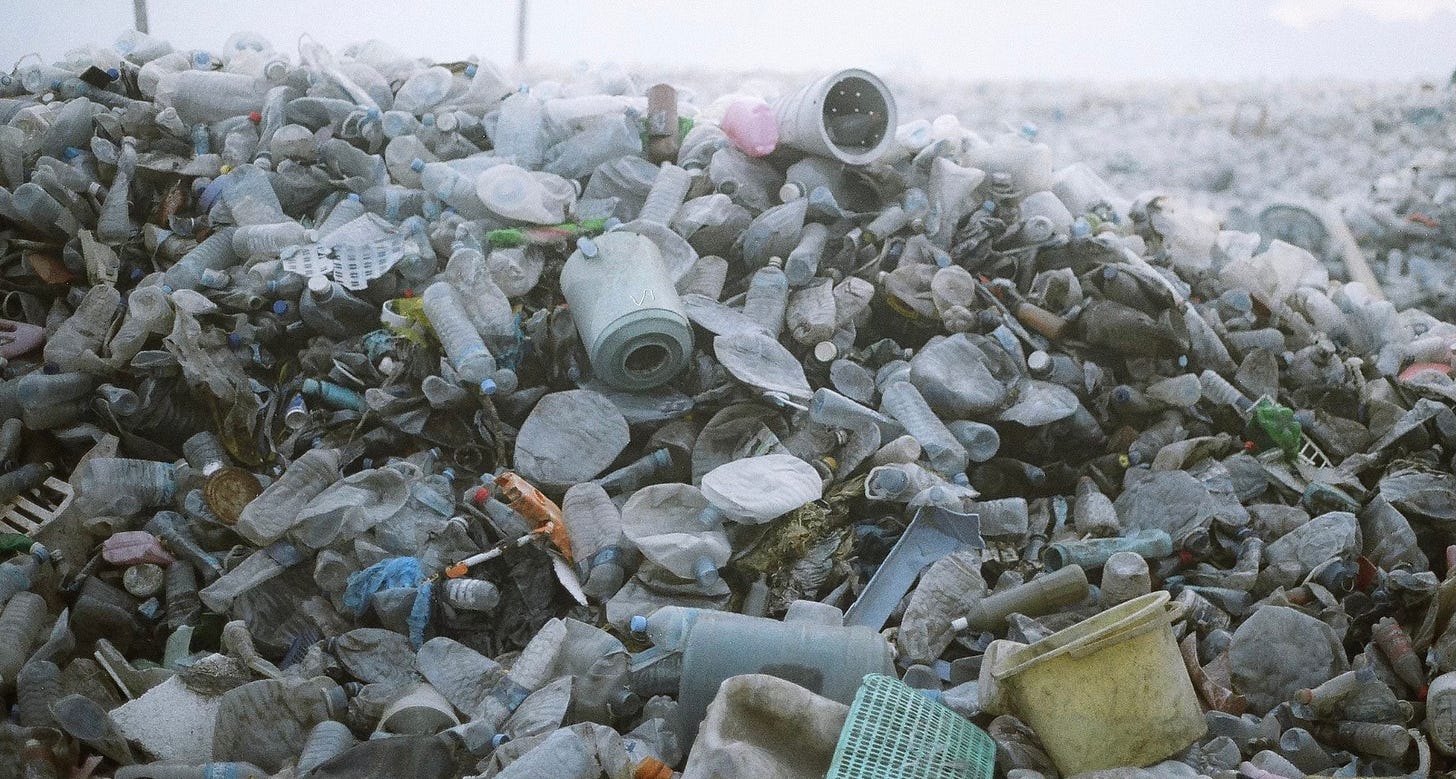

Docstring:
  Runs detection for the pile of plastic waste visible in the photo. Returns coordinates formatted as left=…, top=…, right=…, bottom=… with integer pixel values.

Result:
left=3, top=28, right=1456, bottom=779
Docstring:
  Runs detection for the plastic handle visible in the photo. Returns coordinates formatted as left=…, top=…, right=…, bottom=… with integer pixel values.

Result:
left=1066, top=598, right=1184, bottom=659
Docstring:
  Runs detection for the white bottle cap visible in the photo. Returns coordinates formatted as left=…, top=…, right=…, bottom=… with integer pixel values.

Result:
left=307, top=274, right=332, bottom=295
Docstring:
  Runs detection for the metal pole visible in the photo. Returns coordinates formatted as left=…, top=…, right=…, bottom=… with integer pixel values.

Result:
left=515, top=0, right=527, bottom=64
left=133, top=0, right=150, bottom=33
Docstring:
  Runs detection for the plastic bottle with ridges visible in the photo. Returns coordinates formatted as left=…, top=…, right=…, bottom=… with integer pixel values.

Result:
left=638, top=163, right=692, bottom=227
left=15, top=659, right=61, bottom=728
left=0, top=591, right=48, bottom=684
left=742, top=256, right=788, bottom=339
left=73, top=458, right=177, bottom=516
left=297, top=720, right=356, bottom=774
left=785, top=222, right=829, bottom=286
left=422, top=281, right=497, bottom=386
left=878, top=380, right=968, bottom=476
left=96, top=136, right=136, bottom=243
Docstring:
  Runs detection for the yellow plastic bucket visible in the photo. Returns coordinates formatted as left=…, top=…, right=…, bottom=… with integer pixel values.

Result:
left=991, top=591, right=1206, bottom=775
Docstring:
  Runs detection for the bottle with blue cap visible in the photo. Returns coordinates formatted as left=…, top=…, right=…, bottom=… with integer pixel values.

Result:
left=621, top=483, right=730, bottom=591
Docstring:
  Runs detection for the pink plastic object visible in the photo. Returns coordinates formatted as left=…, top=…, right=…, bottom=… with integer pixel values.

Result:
left=0, top=319, right=44, bottom=359
left=102, top=531, right=176, bottom=566
left=1399, top=361, right=1452, bottom=382
left=720, top=100, right=778, bottom=158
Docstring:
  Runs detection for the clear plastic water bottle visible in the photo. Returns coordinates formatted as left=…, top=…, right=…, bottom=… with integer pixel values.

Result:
left=233, top=448, right=340, bottom=547
left=622, top=483, right=731, bottom=587
left=493, top=90, right=548, bottom=170
left=742, top=256, right=789, bottom=339
left=392, top=66, right=453, bottom=115
left=0, top=590, right=48, bottom=684
left=422, top=281, right=498, bottom=388
left=73, top=458, right=177, bottom=516
left=637, top=163, right=693, bottom=227
left=96, top=136, right=136, bottom=244
left=878, top=380, right=969, bottom=476
left=562, top=483, right=635, bottom=600
left=417, top=159, right=490, bottom=219
left=785, top=222, right=830, bottom=286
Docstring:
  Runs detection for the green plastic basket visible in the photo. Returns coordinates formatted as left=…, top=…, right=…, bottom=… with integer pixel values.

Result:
left=826, top=674, right=996, bottom=779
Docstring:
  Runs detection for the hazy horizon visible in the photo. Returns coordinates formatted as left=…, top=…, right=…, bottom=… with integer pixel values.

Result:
left=2, top=1, right=1455, bottom=83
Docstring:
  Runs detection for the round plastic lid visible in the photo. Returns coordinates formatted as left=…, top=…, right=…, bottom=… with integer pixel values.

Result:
left=272, top=300, right=289, bottom=315
left=813, top=341, right=838, bottom=363
left=1027, top=350, right=1051, bottom=373
left=630, top=615, right=648, bottom=635
left=410, top=158, right=425, bottom=172
left=478, top=378, right=498, bottom=396
left=307, top=274, right=332, bottom=295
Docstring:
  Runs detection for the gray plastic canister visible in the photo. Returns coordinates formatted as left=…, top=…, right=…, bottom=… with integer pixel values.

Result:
left=560, top=231, right=693, bottom=390
left=678, top=617, right=894, bottom=745
left=772, top=69, right=897, bottom=166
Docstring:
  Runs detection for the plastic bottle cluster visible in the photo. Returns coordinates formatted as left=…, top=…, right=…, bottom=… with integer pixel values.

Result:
left=1, top=28, right=1456, bottom=779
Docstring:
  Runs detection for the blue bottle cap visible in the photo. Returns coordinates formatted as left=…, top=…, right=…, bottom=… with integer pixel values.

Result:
left=272, top=300, right=289, bottom=315
left=491, top=733, right=509, bottom=748
left=348, top=192, right=360, bottom=201
left=465, top=64, right=478, bottom=77
left=630, top=615, right=648, bottom=636
left=63, top=146, right=81, bottom=160
left=1112, top=386, right=1133, bottom=404
left=479, top=378, right=497, bottom=395
left=410, top=158, right=425, bottom=172
left=105, top=68, right=120, bottom=80
left=228, top=333, right=242, bottom=349
left=951, top=472, right=970, bottom=486
left=576, top=236, right=598, bottom=258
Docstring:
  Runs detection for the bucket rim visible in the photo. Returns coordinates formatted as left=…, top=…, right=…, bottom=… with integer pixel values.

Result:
left=990, top=590, right=1174, bottom=681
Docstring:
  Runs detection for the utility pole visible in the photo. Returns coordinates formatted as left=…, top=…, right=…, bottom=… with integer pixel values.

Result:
left=133, top=0, right=150, bottom=33
left=515, top=0, right=528, bottom=65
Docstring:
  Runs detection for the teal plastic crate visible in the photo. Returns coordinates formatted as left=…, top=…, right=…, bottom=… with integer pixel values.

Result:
left=826, top=674, right=996, bottom=779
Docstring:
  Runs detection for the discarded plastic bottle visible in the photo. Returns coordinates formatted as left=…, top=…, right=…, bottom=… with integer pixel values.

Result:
left=879, top=379, right=969, bottom=476
left=561, top=482, right=635, bottom=600
left=949, top=566, right=1090, bottom=633
left=1043, top=529, right=1174, bottom=571
left=73, top=458, right=177, bottom=516
left=0, top=590, right=48, bottom=685
left=297, top=720, right=357, bottom=775
left=742, top=256, right=789, bottom=339
left=114, top=764, right=271, bottom=779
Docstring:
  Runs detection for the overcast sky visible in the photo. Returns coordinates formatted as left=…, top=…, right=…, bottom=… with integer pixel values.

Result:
left=3, top=0, right=1455, bottom=81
